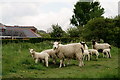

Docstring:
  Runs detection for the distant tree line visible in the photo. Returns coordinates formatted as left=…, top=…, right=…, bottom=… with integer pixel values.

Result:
left=37, top=0, right=120, bottom=47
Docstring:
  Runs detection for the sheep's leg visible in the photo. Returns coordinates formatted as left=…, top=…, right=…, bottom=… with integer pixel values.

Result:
left=52, top=55, right=57, bottom=64
left=78, top=55, right=84, bottom=67
left=108, top=52, right=111, bottom=58
left=79, top=60, right=82, bottom=66
left=109, top=53, right=111, bottom=58
left=35, top=59, right=38, bottom=63
left=76, top=53, right=83, bottom=67
left=79, top=58, right=84, bottom=67
left=82, top=60, right=84, bottom=66
left=106, top=52, right=109, bottom=58
left=58, top=53, right=64, bottom=68
left=83, top=55, right=85, bottom=61
left=88, top=54, right=90, bottom=61
left=63, top=59, right=66, bottom=67
left=52, top=57, right=56, bottom=64
left=59, top=60, right=63, bottom=68
left=45, top=57, right=49, bottom=67
left=86, top=55, right=87, bottom=61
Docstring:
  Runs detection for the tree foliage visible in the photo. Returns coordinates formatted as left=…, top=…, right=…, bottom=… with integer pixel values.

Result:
left=67, top=27, right=80, bottom=37
left=84, top=16, right=120, bottom=47
left=49, top=24, right=66, bottom=38
left=70, top=0, right=104, bottom=26
left=67, top=27, right=84, bottom=38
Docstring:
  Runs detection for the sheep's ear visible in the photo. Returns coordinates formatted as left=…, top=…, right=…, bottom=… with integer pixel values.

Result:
left=92, top=40, right=96, bottom=42
left=58, top=41, right=61, bottom=44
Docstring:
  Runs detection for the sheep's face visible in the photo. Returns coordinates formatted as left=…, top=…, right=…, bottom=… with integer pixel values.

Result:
left=29, top=48, right=34, bottom=53
left=29, top=48, right=35, bottom=58
left=80, top=42, right=85, bottom=46
left=53, top=42, right=59, bottom=50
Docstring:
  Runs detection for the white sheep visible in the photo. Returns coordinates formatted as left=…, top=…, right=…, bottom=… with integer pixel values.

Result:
left=53, top=42, right=84, bottom=68
left=103, top=49, right=111, bottom=58
left=83, top=50, right=90, bottom=61
left=88, top=49, right=99, bottom=59
left=29, top=49, right=49, bottom=67
left=80, top=42, right=90, bottom=61
left=92, top=40, right=111, bottom=52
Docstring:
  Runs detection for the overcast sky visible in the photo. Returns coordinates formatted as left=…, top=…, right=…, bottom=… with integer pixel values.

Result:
left=0, top=0, right=119, bottom=32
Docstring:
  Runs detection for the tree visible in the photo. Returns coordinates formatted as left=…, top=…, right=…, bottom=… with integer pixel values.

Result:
left=84, top=17, right=111, bottom=41
left=67, top=27, right=80, bottom=37
left=70, top=0, right=104, bottom=26
left=49, top=24, right=65, bottom=38
left=83, top=17, right=120, bottom=47
left=67, top=27, right=83, bottom=37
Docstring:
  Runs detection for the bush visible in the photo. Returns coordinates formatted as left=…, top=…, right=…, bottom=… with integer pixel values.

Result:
left=84, top=17, right=120, bottom=48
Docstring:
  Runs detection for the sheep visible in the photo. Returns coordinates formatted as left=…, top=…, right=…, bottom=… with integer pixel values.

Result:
left=92, top=40, right=111, bottom=53
left=83, top=50, right=90, bottom=61
left=80, top=42, right=90, bottom=61
left=103, top=49, right=111, bottom=58
left=80, top=41, right=88, bottom=50
left=53, top=42, right=84, bottom=68
left=88, top=49, right=99, bottom=59
left=29, top=48, right=49, bottom=67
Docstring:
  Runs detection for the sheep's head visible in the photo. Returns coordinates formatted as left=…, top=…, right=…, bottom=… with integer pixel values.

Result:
left=29, top=48, right=34, bottom=53
left=29, top=48, right=35, bottom=57
left=92, top=40, right=96, bottom=45
left=53, top=42, right=60, bottom=50
left=80, top=41, right=86, bottom=46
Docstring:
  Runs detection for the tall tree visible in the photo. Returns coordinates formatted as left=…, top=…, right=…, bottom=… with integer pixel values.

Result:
left=50, top=24, right=65, bottom=38
left=70, top=0, right=104, bottom=26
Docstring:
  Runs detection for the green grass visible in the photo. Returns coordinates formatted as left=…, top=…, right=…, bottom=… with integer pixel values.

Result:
left=2, top=41, right=119, bottom=78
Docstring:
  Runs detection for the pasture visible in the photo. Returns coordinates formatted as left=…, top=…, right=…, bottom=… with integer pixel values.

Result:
left=2, top=41, right=119, bottom=78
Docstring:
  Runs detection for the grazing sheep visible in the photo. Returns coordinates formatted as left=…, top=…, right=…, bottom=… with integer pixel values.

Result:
left=88, top=49, right=99, bottom=59
left=83, top=50, right=90, bottom=61
left=53, top=42, right=84, bottom=68
left=103, top=49, right=111, bottom=58
left=92, top=40, right=111, bottom=52
left=29, top=49, right=49, bottom=67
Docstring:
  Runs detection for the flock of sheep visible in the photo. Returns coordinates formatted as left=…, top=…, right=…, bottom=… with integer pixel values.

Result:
left=29, top=40, right=111, bottom=68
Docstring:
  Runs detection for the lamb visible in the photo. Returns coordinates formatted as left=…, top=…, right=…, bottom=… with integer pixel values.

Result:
left=80, top=42, right=90, bottom=61
left=53, top=42, right=84, bottom=68
left=92, top=40, right=111, bottom=52
left=103, top=49, right=111, bottom=58
left=88, top=49, right=99, bottom=59
left=83, top=50, right=90, bottom=61
left=29, top=48, right=49, bottom=67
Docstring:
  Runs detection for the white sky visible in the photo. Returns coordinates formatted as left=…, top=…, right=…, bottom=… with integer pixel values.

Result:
left=0, top=0, right=119, bottom=32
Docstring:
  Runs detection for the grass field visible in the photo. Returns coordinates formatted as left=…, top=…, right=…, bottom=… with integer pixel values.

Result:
left=2, top=41, right=119, bottom=78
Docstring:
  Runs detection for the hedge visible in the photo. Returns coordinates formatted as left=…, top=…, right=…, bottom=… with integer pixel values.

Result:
left=1, top=37, right=84, bottom=44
